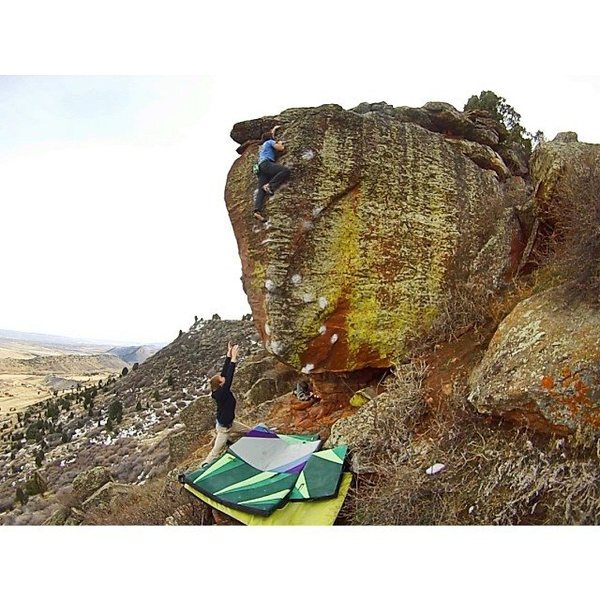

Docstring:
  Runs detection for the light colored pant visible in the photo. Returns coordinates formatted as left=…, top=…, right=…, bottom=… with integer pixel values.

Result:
left=204, top=420, right=250, bottom=464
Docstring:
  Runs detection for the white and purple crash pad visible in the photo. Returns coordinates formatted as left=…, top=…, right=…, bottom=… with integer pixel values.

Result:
left=228, top=424, right=322, bottom=473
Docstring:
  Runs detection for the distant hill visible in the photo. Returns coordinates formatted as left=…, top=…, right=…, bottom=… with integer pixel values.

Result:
left=0, top=354, right=129, bottom=376
left=0, top=329, right=165, bottom=364
left=105, top=345, right=163, bottom=365
left=0, top=329, right=148, bottom=348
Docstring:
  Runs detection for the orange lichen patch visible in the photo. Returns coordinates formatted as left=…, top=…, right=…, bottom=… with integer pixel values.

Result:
left=541, top=375, right=555, bottom=390
left=584, top=407, right=600, bottom=427
left=573, top=378, right=589, bottom=396
left=561, top=366, right=572, bottom=379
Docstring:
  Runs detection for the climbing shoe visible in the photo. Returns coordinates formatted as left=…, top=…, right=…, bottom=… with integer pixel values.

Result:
left=253, top=210, right=266, bottom=222
left=262, top=183, right=274, bottom=196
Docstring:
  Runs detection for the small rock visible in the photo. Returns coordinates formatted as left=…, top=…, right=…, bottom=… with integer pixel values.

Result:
left=425, top=463, right=446, bottom=475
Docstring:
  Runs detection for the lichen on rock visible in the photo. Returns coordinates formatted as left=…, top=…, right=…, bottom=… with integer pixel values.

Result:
left=225, top=102, right=529, bottom=380
left=468, top=285, right=600, bottom=434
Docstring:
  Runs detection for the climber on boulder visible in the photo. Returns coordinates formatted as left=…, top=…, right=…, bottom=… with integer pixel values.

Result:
left=201, top=341, right=249, bottom=467
left=253, top=125, right=291, bottom=222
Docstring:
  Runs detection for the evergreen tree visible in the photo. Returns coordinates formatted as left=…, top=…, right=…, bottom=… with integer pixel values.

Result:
left=108, top=400, right=123, bottom=424
left=15, top=486, right=27, bottom=505
left=464, top=90, right=537, bottom=157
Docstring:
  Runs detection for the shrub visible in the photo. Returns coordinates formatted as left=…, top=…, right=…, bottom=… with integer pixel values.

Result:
left=464, top=90, right=537, bottom=159
left=546, top=163, right=600, bottom=299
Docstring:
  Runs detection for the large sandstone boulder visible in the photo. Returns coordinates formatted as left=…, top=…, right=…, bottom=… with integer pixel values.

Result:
left=468, top=286, right=600, bottom=434
left=225, top=102, right=530, bottom=378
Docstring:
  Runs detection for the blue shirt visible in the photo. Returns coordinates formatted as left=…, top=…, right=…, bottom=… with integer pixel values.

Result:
left=258, top=139, right=277, bottom=163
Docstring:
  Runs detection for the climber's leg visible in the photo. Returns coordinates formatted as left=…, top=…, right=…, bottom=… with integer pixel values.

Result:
left=254, top=167, right=270, bottom=212
left=268, top=164, right=291, bottom=192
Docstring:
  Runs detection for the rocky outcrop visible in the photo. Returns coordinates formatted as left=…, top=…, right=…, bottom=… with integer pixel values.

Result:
left=468, top=286, right=600, bottom=434
left=43, top=506, right=71, bottom=526
left=232, top=351, right=297, bottom=405
left=225, top=102, right=531, bottom=395
left=168, top=396, right=214, bottom=463
left=531, top=132, right=600, bottom=218
left=81, top=482, right=132, bottom=513
left=531, top=132, right=600, bottom=260
left=71, top=466, right=113, bottom=501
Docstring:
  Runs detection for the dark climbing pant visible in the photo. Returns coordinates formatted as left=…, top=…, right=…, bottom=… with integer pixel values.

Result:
left=254, top=160, right=291, bottom=212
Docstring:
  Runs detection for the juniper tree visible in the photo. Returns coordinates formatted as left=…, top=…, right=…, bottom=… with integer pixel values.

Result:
left=108, top=400, right=123, bottom=424
left=464, top=90, right=538, bottom=158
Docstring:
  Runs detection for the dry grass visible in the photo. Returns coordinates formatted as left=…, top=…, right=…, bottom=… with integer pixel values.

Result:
left=345, top=371, right=600, bottom=526
left=84, top=474, right=213, bottom=526
left=361, top=361, right=429, bottom=467
left=544, top=162, right=600, bottom=299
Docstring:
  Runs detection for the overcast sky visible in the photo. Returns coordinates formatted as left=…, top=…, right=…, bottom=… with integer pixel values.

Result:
left=0, top=1, right=598, bottom=345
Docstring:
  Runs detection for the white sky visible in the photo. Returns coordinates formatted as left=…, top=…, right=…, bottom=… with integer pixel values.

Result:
left=0, top=1, right=599, bottom=345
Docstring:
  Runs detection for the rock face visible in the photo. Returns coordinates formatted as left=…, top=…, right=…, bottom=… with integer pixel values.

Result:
left=531, top=131, right=600, bottom=244
left=468, top=286, right=600, bottom=434
left=225, top=102, right=530, bottom=382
